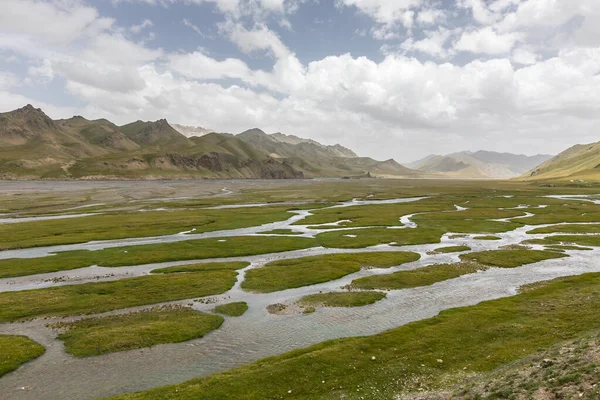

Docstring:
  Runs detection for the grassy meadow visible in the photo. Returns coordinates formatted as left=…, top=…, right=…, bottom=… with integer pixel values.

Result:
left=54, top=306, right=223, bottom=357
left=3, top=179, right=600, bottom=397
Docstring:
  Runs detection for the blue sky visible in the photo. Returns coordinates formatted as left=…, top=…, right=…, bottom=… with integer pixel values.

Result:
left=1, top=0, right=599, bottom=161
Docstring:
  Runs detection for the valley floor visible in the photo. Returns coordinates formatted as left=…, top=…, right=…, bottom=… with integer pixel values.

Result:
left=0, top=179, right=599, bottom=399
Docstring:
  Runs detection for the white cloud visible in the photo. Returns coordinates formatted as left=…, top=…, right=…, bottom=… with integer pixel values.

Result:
left=28, top=59, right=55, bottom=83
left=183, top=19, right=211, bottom=38
left=52, top=59, right=147, bottom=93
left=512, top=47, right=539, bottom=65
left=3, top=0, right=600, bottom=162
left=457, top=0, right=499, bottom=25
left=399, top=28, right=455, bottom=58
left=337, top=0, right=422, bottom=39
left=0, top=0, right=114, bottom=45
left=130, top=19, right=153, bottom=34
left=169, top=51, right=252, bottom=81
left=416, top=7, right=446, bottom=25
left=455, top=27, right=520, bottom=55
left=0, top=72, right=20, bottom=89
left=221, top=22, right=290, bottom=59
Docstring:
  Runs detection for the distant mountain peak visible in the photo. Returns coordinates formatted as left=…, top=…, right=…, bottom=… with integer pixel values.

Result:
left=171, top=123, right=214, bottom=138
left=241, top=128, right=268, bottom=136
left=408, top=150, right=553, bottom=178
left=1, top=103, right=56, bottom=131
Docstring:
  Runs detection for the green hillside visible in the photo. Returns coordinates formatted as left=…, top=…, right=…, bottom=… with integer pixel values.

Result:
left=521, top=141, right=600, bottom=181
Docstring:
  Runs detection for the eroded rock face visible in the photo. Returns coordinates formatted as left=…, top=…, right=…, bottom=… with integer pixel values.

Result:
left=164, top=152, right=229, bottom=172
left=163, top=152, right=304, bottom=179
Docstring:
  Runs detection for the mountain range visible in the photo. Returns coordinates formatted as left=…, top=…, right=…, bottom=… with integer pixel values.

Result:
left=8, top=104, right=590, bottom=182
left=407, top=151, right=553, bottom=179
left=0, top=105, right=418, bottom=180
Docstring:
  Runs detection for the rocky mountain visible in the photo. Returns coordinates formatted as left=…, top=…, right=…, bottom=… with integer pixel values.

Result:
left=0, top=105, right=419, bottom=180
left=408, top=151, right=553, bottom=179
left=235, top=128, right=416, bottom=178
left=522, top=141, right=600, bottom=181
left=170, top=124, right=214, bottom=138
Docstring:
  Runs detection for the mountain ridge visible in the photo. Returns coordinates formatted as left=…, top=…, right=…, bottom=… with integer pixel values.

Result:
left=408, top=150, right=553, bottom=179
left=0, top=105, right=418, bottom=180
left=520, top=140, right=600, bottom=181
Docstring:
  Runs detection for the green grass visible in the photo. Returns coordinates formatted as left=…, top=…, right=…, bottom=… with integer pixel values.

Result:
left=298, top=291, right=386, bottom=308
left=0, top=206, right=297, bottom=250
left=473, top=235, right=501, bottom=240
left=525, top=235, right=600, bottom=247
left=434, top=245, right=471, bottom=253
left=527, top=224, right=600, bottom=234
left=54, top=306, right=223, bottom=357
left=351, top=263, right=485, bottom=290
left=0, top=335, right=45, bottom=377
left=316, top=227, right=445, bottom=249
left=213, top=302, right=248, bottom=317
left=0, top=236, right=316, bottom=279
left=460, top=249, right=568, bottom=268
left=242, top=252, right=420, bottom=293
left=110, top=272, right=600, bottom=400
left=151, top=262, right=249, bottom=274
left=515, top=204, right=600, bottom=225
left=295, top=198, right=456, bottom=227
left=545, top=245, right=593, bottom=251
left=0, top=270, right=237, bottom=323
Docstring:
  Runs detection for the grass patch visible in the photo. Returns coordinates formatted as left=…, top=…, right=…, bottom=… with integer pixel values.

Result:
left=545, top=245, right=593, bottom=251
left=0, top=335, right=45, bottom=377
left=527, top=224, right=600, bottom=234
left=53, top=306, right=223, bottom=357
left=460, top=249, right=568, bottom=268
left=316, top=227, right=445, bottom=249
left=351, top=263, right=485, bottom=290
left=525, top=235, right=600, bottom=247
left=515, top=203, right=600, bottom=225
left=151, top=262, right=249, bottom=274
left=213, top=302, right=248, bottom=317
left=296, top=198, right=456, bottom=227
left=0, top=270, right=237, bottom=323
left=109, top=272, right=600, bottom=400
left=434, top=245, right=471, bottom=253
left=0, top=236, right=316, bottom=279
left=298, top=291, right=386, bottom=308
left=473, top=235, right=501, bottom=240
left=0, top=207, right=297, bottom=250
left=242, top=252, right=420, bottom=293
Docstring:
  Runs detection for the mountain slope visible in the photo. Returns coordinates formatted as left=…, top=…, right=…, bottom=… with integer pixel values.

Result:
left=58, top=117, right=140, bottom=152
left=236, top=129, right=414, bottom=178
left=120, top=120, right=194, bottom=148
left=0, top=105, right=113, bottom=178
left=409, top=151, right=553, bottom=179
left=522, top=141, right=600, bottom=181
left=0, top=105, right=420, bottom=180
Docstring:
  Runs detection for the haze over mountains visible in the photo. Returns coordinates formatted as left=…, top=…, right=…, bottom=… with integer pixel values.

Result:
left=408, top=151, right=553, bottom=179
left=171, top=124, right=214, bottom=138
left=0, top=105, right=419, bottom=180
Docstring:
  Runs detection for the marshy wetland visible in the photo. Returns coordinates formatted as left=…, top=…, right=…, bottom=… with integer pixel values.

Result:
left=2, top=179, right=600, bottom=399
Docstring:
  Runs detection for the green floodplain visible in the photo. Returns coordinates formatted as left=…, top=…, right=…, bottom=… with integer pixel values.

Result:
left=1, top=179, right=600, bottom=399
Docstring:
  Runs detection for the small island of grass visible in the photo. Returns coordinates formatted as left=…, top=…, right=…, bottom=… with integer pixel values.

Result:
left=213, top=302, right=249, bottom=317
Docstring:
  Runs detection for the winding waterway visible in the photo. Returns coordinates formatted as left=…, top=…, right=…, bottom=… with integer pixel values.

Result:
left=1, top=194, right=599, bottom=399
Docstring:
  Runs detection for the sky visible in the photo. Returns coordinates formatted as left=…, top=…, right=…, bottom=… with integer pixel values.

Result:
left=0, top=0, right=599, bottom=162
